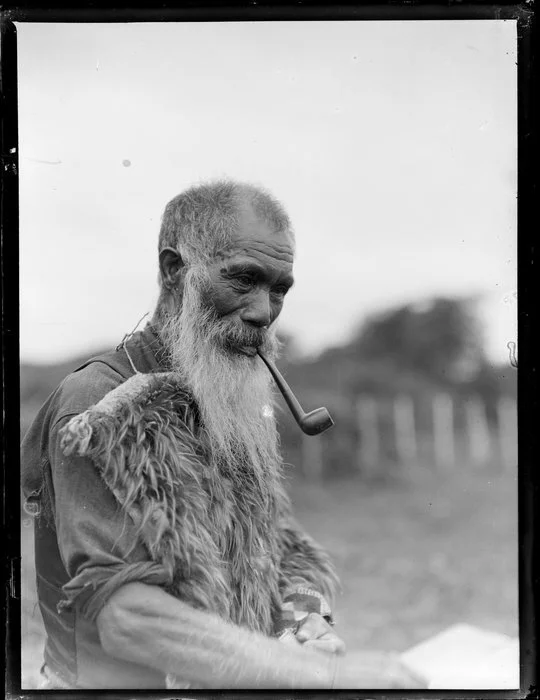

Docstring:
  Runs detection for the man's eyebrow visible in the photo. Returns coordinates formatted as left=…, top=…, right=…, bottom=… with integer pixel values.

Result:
left=224, top=262, right=263, bottom=274
left=280, top=274, right=295, bottom=288
left=223, top=262, right=294, bottom=287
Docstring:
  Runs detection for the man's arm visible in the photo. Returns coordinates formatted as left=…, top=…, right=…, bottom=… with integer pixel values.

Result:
left=96, top=581, right=425, bottom=689
left=97, top=581, right=335, bottom=689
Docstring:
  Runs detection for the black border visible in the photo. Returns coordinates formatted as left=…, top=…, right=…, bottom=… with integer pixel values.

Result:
left=0, top=1, right=535, bottom=23
left=2, top=10, right=22, bottom=700
left=2, top=2, right=537, bottom=699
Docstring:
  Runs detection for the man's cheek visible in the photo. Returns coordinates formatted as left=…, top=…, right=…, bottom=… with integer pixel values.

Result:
left=205, top=286, right=245, bottom=318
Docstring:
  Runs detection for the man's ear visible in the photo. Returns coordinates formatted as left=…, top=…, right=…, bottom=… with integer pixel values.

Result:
left=159, top=248, right=185, bottom=290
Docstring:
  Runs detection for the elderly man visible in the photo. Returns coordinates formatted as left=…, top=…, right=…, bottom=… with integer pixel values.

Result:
left=21, top=180, right=423, bottom=690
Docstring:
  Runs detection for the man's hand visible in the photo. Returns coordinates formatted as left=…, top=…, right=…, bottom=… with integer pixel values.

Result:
left=295, top=612, right=346, bottom=656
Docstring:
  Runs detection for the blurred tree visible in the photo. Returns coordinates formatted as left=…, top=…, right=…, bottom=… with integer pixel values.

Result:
left=351, top=296, right=486, bottom=386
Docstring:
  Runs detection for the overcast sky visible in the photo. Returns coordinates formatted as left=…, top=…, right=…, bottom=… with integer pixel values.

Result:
left=17, top=20, right=517, bottom=364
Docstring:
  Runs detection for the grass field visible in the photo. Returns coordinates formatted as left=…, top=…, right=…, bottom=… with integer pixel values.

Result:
left=20, top=460, right=518, bottom=689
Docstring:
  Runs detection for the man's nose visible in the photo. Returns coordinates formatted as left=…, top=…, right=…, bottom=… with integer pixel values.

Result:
left=241, top=291, right=271, bottom=328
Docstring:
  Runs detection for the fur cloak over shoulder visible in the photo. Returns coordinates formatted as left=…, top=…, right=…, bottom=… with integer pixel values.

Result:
left=60, top=372, right=339, bottom=638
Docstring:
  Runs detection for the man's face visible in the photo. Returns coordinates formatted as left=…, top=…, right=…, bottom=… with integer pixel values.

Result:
left=201, top=208, right=295, bottom=355
left=160, top=206, right=290, bottom=468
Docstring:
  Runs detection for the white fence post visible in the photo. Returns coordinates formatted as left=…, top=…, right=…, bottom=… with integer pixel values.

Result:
left=433, top=393, right=455, bottom=470
left=356, top=396, right=380, bottom=475
left=466, top=396, right=491, bottom=466
left=497, top=396, right=517, bottom=470
left=301, top=433, right=324, bottom=481
left=394, top=395, right=417, bottom=465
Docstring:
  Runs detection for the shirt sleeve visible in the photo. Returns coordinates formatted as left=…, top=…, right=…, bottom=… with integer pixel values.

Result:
left=50, top=414, right=174, bottom=622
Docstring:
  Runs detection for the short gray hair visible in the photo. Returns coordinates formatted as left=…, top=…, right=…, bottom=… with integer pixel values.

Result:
left=158, top=179, right=294, bottom=266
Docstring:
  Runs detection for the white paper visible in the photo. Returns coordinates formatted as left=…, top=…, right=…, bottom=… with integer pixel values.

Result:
left=400, top=623, right=519, bottom=689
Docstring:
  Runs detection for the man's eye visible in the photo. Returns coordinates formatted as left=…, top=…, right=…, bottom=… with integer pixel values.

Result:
left=272, top=286, right=289, bottom=297
left=234, top=275, right=255, bottom=289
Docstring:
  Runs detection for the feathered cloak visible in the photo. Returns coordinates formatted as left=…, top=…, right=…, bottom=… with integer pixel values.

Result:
left=60, top=372, right=339, bottom=639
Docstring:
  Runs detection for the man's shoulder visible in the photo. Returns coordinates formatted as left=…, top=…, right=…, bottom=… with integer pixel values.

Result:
left=54, top=356, right=130, bottom=423
left=21, top=350, right=134, bottom=496
left=54, top=327, right=164, bottom=421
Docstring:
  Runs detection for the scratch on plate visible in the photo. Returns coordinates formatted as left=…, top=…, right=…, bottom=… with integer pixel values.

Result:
left=507, top=341, right=518, bottom=369
left=26, top=157, right=62, bottom=165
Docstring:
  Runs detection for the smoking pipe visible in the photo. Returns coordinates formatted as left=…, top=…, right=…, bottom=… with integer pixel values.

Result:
left=257, top=349, right=334, bottom=436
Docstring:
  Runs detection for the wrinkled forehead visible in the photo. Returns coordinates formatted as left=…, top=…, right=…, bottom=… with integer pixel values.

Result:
left=214, top=207, right=295, bottom=265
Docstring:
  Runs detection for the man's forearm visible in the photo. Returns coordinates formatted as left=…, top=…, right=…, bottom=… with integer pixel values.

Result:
left=97, top=582, right=335, bottom=689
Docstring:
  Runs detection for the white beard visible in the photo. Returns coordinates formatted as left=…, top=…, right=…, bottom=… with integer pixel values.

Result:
left=159, top=265, right=281, bottom=477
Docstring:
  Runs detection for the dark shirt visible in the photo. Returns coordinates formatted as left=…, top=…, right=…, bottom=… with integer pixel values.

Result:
left=21, top=326, right=173, bottom=689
